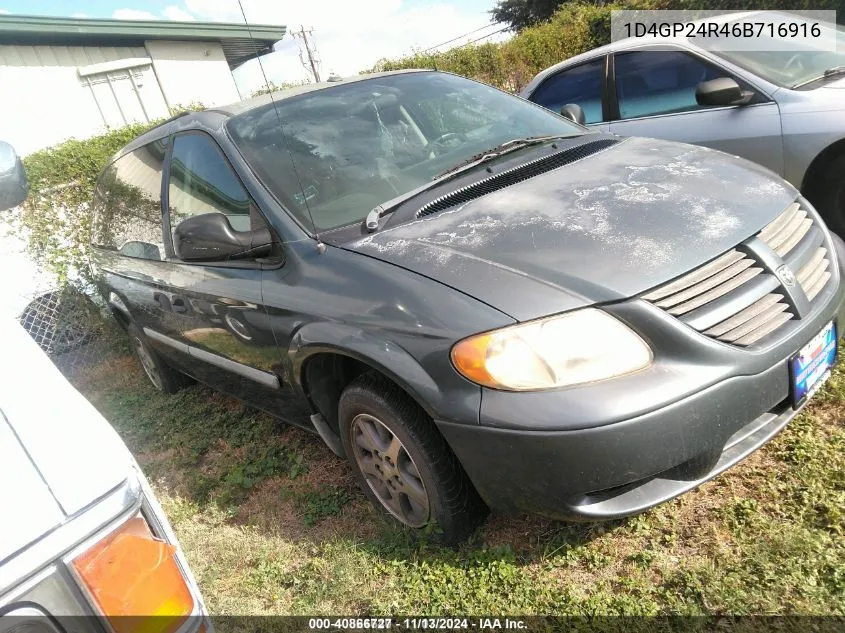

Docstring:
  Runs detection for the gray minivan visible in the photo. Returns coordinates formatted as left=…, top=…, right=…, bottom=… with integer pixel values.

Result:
left=91, top=70, right=845, bottom=543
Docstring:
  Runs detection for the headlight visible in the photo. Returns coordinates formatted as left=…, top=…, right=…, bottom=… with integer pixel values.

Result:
left=451, top=308, right=652, bottom=391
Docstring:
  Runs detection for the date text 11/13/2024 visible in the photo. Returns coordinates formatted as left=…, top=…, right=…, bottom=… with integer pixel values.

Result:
left=307, top=618, right=529, bottom=630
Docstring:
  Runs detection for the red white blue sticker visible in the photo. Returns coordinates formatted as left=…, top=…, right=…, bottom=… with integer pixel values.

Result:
left=791, top=321, right=837, bottom=405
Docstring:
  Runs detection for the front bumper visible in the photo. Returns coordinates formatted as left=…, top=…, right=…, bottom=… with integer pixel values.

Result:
left=437, top=234, right=845, bottom=521
left=439, top=359, right=818, bottom=520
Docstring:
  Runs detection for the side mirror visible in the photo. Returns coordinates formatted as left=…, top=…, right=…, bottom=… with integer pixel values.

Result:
left=559, top=103, right=586, bottom=126
left=695, top=78, right=753, bottom=107
left=0, top=141, right=28, bottom=212
left=173, top=213, right=273, bottom=262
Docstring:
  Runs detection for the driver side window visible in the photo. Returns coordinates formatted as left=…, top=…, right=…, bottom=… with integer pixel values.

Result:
left=615, top=50, right=732, bottom=119
left=167, top=133, right=257, bottom=246
left=529, top=58, right=606, bottom=124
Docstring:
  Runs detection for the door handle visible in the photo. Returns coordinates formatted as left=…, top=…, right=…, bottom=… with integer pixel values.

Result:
left=153, top=292, right=187, bottom=313
left=153, top=292, right=172, bottom=311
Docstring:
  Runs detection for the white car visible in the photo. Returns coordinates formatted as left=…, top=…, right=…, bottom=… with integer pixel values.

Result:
left=0, top=315, right=209, bottom=631
left=0, top=141, right=208, bottom=631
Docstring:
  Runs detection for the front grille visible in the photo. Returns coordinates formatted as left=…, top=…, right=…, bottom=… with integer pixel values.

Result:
left=643, top=199, right=832, bottom=347
left=756, top=201, right=831, bottom=302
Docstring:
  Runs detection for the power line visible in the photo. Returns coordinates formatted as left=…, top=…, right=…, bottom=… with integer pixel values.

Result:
left=418, top=23, right=502, bottom=54
left=462, top=26, right=509, bottom=46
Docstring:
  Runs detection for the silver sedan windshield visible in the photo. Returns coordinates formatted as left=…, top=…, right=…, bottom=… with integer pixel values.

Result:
left=706, top=15, right=845, bottom=88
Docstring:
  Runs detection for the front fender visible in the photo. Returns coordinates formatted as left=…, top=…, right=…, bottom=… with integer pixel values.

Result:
left=288, top=321, right=480, bottom=424
left=781, top=110, right=845, bottom=189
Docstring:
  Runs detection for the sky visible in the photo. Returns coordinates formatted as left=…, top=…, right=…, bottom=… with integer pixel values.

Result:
left=0, top=0, right=510, bottom=95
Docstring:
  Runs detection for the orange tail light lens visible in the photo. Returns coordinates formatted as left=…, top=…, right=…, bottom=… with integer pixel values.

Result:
left=72, top=516, right=194, bottom=633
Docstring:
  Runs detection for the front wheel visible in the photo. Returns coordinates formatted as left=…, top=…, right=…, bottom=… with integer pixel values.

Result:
left=338, top=372, right=487, bottom=544
left=811, top=154, right=845, bottom=237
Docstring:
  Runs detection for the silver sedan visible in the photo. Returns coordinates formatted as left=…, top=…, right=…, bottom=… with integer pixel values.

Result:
left=521, top=11, right=845, bottom=234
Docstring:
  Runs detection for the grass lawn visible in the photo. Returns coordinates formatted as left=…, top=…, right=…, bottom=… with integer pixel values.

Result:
left=70, top=345, right=845, bottom=615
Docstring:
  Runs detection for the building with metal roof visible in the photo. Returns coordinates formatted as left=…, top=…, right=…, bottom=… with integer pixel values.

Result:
left=0, top=14, right=285, bottom=154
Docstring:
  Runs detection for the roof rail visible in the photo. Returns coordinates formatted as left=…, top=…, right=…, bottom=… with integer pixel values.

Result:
left=158, top=110, right=194, bottom=126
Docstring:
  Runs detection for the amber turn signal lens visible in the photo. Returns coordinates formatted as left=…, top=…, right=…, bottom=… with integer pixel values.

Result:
left=451, top=332, right=499, bottom=387
left=72, top=516, right=194, bottom=633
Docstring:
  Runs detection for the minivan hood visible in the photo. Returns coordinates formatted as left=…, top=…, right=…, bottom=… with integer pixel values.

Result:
left=345, top=137, right=798, bottom=321
left=0, top=319, right=133, bottom=563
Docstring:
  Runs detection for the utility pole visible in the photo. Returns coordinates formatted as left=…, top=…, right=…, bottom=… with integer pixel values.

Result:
left=292, top=25, right=321, bottom=83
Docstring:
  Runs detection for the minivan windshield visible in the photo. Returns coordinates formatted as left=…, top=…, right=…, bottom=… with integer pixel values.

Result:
left=226, top=71, right=584, bottom=232
left=705, top=14, right=845, bottom=88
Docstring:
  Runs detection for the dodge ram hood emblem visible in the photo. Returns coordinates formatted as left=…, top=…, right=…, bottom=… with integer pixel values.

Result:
left=776, top=264, right=797, bottom=288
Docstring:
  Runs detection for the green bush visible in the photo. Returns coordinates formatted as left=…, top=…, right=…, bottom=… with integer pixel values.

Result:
left=14, top=123, right=157, bottom=284
left=13, top=104, right=203, bottom=284
left=371, top=0, right=845, bottom=92
left=371, top=2, right=641, bottom=92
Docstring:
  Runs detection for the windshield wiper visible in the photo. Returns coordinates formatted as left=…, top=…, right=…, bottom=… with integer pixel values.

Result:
left=435, top=135, right=574, bottom=180
left=364, top=176, right=456, bottom=232
left=794, top=65, right=845, bottom=88
left=363, top=134, right=573, bottom=233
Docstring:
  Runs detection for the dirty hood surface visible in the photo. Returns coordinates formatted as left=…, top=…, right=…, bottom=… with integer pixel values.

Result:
left=345, top=137, right=798, bottom=321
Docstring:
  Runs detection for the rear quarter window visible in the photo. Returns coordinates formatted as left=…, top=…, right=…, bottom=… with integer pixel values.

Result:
left=91, top=140, right=167, bottom=261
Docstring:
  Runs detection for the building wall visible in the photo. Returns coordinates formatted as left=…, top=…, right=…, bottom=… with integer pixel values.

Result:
left=0, top=40, right=240, bottom=156
left=144, top=40, right=241, bottom=111
left=0, top=44, right=153, bottom=155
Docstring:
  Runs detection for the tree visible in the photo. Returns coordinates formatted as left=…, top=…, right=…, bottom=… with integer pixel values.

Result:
left=490, top=0, right=567, bottom=31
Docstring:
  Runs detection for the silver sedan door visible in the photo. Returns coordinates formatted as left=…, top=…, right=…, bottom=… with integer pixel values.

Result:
left=608, top=47, right=784, bottom=176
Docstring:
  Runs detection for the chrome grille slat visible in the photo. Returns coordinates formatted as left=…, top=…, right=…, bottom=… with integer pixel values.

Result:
left=645, top=199, right=832, bottom=347
left=704, top=293, right=785, bottom=338
left=655, top=259, right=755, bottom=309
left=668, top=268, right=762, bottom=316
left=806, top=271, right=831, bottom=301
left=642, top=250, right=745, bottom=302
left=683, top=274, right=780, bottom=332
left=773, top=217, right=812, bottom=257
left=757, top=202, right=800, bottom=244
left=803, top=260, right=829, bottom=292
left=797, top=248, right=827, bottom=286
left=765, top=210, right=809, bottom=256
left=733, top=312, right=794, bottom=346
left=784, top=226, right=824, bottom=272
left=713, top=301, right=790, bottom=342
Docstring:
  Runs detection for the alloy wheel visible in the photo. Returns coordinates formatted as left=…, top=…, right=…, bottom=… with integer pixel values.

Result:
left=350, top=413, right=430, bottom=527
left=134, top=336, right=163, bottom=391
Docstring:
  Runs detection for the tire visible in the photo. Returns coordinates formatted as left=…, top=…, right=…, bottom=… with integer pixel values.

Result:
left=810, top=153, right=845, bottom=238
left=127, top=324, right=192, bottom=394
left=338, top=372, right=488, bottom=544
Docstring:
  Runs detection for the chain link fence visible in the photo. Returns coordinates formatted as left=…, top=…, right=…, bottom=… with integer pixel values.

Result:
left=16, top=282, right=127, bottom=378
